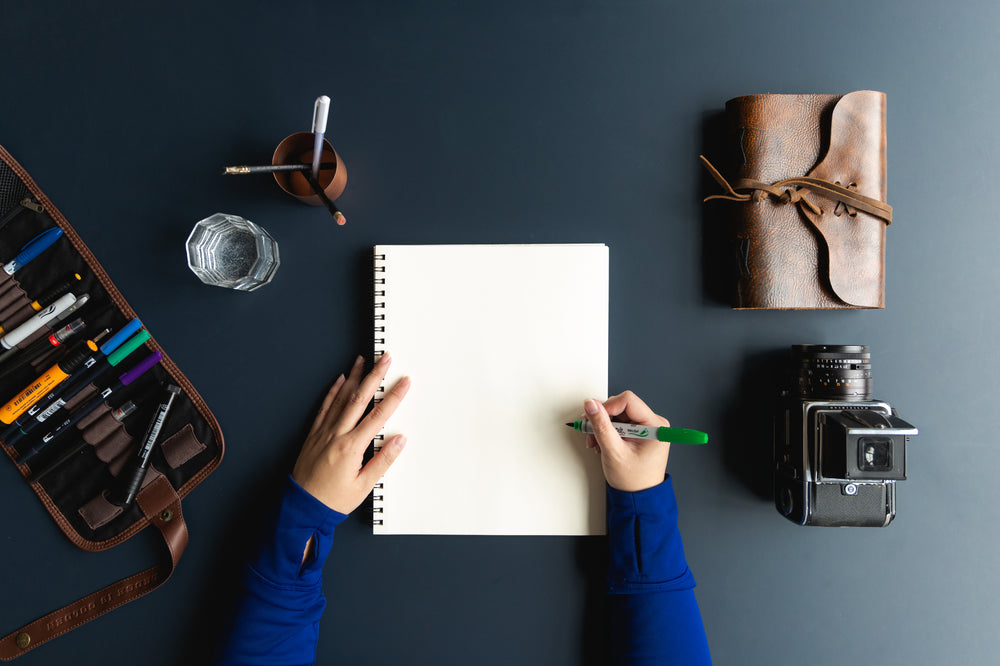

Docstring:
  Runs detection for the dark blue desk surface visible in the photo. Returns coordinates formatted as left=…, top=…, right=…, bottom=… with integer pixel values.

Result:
left=1, top=2, right=997, bottom=664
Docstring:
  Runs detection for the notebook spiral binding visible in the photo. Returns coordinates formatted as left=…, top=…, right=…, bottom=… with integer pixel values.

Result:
left=372, top=250, right=387, bottom=526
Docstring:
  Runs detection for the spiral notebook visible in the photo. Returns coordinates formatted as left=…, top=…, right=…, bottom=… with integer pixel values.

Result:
left=373, top=244, right=608, bottom=536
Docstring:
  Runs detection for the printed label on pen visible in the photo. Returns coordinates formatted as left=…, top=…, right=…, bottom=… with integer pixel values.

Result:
left=139, top=405, right=171, bottom=458
left=614, top=424, right=650, bottom=439
left=0, top=367, right=71, bottom=424
left=37, top=399, right=66, bottom=422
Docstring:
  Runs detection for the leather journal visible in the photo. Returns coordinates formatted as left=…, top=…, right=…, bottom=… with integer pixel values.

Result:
left=702, top=90, right=893, bottom=309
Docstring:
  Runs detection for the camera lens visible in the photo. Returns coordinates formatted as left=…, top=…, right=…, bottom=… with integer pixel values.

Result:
left=792, top=344, right=871, bottom=400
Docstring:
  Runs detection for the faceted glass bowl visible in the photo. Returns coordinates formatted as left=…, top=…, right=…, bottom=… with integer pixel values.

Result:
left=186, top=213, right=280, bottom=291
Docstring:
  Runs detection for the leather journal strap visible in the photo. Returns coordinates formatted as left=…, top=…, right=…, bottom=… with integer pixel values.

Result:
left=700, top=155, right=893, bottom=224
left=0, top=476, right=187, bottom=661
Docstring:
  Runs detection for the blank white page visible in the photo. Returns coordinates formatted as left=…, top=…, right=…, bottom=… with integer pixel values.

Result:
left=373, top=244, right=608, bottom=535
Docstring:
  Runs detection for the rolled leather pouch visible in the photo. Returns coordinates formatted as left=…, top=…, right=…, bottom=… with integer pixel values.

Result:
left=702, top=90, right=893, bottom=309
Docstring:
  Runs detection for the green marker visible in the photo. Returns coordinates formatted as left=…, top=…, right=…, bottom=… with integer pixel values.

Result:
left=566, top=419, right=709, bottom=445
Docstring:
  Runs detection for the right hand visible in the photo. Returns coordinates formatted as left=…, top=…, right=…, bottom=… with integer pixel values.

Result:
left=583, top=391, right=671, bottom=492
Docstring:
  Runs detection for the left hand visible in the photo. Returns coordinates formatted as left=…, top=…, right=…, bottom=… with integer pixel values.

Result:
left=292, top=353, right=411, bottom=514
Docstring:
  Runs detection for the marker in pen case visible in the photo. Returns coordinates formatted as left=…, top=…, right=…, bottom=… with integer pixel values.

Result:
left=2, top=227, right=63, bottom=275
left=111, top=384, right=182, bottom=508
left=25, top=401, right=138, bottom=485
left=0, top=317, right=87, bottom=380
left=15, top=350, right=163, bottom=465
left=0, top=292, right=77, bottom=350
left=0, top=339, right=98, bottom=424
left=0, top=323, right=147, bottom=447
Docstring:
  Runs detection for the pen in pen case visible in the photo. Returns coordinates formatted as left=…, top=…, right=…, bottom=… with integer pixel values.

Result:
left=2, top=323, right=148, bottom=446
left=26, top=272, right=82, bottom=313
left=24, top=401, right=138, bottom=485
left=0, top=291, right=90, bottom=367
left=0, top=292, right=76, bottom=351
left=111, top=383, right=182, bottom=507
left=2, top=227, right=63, bottom=276
left=0, top=272, right=82, bottom=335
left=18, top=350, right=163, bottom=466
left=2, top=321, right=143, bottom=440
left=38, top=292, right=90, bottom=332
left=0, top=337, right=101, bottom=425
left=0, top=317, right=87, bottom=378
left=0, top=326, right=111, bottom=431
left=0, top=319, right=138, bottom=434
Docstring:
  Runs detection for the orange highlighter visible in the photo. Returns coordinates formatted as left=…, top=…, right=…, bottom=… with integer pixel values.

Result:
left=0, top=339, right=99, bottom=425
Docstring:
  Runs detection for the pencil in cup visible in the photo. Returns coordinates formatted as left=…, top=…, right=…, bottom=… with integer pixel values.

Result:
left=221, top=162, right=339, bottom=175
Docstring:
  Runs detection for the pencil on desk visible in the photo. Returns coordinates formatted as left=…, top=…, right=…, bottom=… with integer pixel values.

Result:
left=222, top=162, right=338, bottom=175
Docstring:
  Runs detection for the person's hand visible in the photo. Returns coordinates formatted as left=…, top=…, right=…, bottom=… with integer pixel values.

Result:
left=292, top=353, right=411, bottom=514
left=582, top=391, right=670, bottom=492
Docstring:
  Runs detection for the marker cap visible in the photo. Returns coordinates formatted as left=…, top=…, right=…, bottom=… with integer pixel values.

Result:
left=118, top=350, right=162, bottom=385
left=100, top=319, right=143, bottom=355
left=312, top=95, right=331, bottom=134
left=13, top=228, right=63, bottom=267
left=106, top=329, right=151, bottom=366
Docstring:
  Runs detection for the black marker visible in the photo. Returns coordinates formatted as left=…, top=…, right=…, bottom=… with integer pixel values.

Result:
left=111, top=384, right=181, bottom=507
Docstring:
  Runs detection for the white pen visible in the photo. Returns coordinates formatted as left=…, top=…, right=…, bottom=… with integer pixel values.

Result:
left=0, top=293, right=77, bottom=350
left=311, top=95, right=331, bottom=180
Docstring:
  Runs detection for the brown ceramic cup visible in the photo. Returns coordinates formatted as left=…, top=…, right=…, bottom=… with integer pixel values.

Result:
left=271, top=132, right=347, bottom=205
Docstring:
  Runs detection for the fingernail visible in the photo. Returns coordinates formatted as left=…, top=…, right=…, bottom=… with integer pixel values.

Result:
left=584, top=399, right=599, bottom=416
left=378, top=351, right=391, bottom=365
left=393, top=435, right=407, bottom=450
left=354, top=355, right=365, bottom=367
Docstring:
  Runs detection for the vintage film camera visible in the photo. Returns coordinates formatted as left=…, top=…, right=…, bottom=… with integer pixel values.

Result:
left=774, top=345, right=918, bottom=527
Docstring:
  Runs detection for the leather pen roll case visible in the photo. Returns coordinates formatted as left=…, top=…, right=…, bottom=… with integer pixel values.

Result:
left=0, top=143, right=224, bottom=661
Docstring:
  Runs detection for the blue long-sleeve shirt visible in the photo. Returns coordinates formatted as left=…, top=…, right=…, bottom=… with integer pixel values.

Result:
left=606, top=477, right=711, bottom=664
left=214, top=475, right=710, bottom=664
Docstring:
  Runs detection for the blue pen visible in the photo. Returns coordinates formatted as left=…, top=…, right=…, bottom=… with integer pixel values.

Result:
left=3, top=228, right=63, bottom=275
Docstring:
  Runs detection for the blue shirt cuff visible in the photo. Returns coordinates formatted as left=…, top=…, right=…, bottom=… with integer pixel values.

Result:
left=249, top=475, right=349, bottom=588
left=606, top=475, right=696, bottom=594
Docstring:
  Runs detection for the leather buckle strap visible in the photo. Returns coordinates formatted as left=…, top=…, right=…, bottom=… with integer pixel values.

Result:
left=0, top=475, right=187, bottom=661
left=700, top=155, right=893, bottom=225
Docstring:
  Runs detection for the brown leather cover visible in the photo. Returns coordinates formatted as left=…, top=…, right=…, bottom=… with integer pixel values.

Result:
left=707, top=91, right=890, bottom=309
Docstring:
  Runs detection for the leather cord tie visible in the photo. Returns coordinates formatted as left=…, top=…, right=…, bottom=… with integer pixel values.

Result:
left=699, top=155, right=893, bottom=225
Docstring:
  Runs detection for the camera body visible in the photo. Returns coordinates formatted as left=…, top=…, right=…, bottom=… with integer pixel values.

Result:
left=773, top=345, right=918, bottom=527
